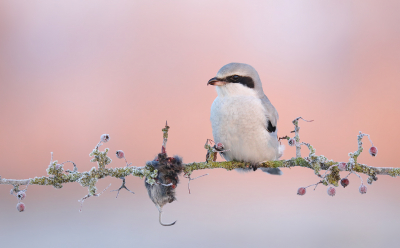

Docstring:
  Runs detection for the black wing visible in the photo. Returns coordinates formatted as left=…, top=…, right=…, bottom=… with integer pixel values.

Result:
left=267, top=120, right=276, bottom=133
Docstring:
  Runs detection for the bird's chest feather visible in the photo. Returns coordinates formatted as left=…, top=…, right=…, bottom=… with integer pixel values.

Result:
left=210, top=96, right=276, bottom=162
left=211, top=96, right=266, bottom=135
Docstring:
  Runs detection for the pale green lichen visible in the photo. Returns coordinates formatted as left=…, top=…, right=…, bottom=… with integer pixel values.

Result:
left=291, top=157, right=309, bottom=168
left=90, top=148, right=112, bottom=169
left=260, top=160, right=284, bottom=169
left=388, top=168, right=400, bottom=177
left=312, top=162, right=321, bottom=175
left=5, top=123, right=399, bottom=204
left=78, top=172, right=92, bottom=187
left=204, top=142, right=217, bottom=163
left=46, top=160, right=64, bottom=176
left=162, top=125, right=170, bottom=139
left=143, top=168, right=158, bottom=185
left=326, top=167, right=340, bottom=186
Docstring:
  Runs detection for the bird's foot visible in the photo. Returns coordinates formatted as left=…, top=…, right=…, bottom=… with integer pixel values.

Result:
left=250, top=163, right=258, bottom=171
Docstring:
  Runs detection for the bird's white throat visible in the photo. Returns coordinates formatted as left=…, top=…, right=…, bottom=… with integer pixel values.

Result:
left=215, top=83, right=257, bottom=97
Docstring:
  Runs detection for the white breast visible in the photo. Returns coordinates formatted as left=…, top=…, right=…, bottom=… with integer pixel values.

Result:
left=210, top=89, right=279, bottom=163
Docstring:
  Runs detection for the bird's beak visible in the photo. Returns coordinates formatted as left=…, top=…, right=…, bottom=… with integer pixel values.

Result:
left=207, top=77, right=226, bottom=86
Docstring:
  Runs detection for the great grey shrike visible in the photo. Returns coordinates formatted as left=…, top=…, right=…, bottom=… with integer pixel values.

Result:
left=208, top=63, right=283, bottom=175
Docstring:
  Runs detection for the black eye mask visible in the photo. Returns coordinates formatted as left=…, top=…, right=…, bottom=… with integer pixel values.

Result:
left=225, top=75, right=255, bottom=89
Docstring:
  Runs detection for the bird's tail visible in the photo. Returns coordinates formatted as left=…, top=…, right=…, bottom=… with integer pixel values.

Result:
left=260, top=144, right=285, bottom=175
left=260, top=167, right=283, bottom=175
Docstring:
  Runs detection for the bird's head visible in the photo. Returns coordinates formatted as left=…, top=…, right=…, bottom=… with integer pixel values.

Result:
left=207, top=63, right=264, bottom=97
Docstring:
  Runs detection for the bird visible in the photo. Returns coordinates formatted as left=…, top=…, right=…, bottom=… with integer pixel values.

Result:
left=208, top=62, right=284, bottom=175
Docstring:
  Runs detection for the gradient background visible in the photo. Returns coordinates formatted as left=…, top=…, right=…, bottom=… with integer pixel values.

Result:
left=1, top=1, right=400, bottom=247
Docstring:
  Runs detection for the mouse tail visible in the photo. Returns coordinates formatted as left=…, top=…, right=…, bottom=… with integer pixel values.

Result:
left=158, top=208, right=177, bottom=226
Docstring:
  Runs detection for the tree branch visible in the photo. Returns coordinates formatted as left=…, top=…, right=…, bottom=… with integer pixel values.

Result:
left=1, top=117, right=399, bottom=216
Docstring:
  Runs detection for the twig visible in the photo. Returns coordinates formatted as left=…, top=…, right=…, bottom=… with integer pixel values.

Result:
left=1, top=119, right=400, bottom=221
left=292, top=117, right=313, bottom=158
left=111, top=177, right=134, bottom=198
left=161, top=121, right=170, bottom=154
left=79, top=184, right=111, bottom=212
left=184, top=173, right=209, bottom=194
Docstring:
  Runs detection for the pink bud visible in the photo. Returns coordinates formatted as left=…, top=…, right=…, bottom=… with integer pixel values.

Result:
left=327, top=186, right=336, bottom=196
left=116, top=150, right=125, bottom=159
left=16, top=202, right=25, bottom=212
left=100, top=134, right=110, bottom=143
left=359, top=184, right=367, bottom=194
left=369, top=146, right=378, bottom=157
left=17, top=191, right=26, bottom=200
left=340, top=178, right=349, bottom=188
left=55, top=164, right=62, bottom=170
left=215, top=142, right=224, bottom=151
left=297, top=187, right=306, bottom=196
left=288, top=138, right=296, bottom=147
left=337, top=162, right=347, bottom=171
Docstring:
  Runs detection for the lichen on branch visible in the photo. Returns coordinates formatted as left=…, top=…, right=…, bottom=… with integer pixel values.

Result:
left=1, top=117, right=399, bottom=217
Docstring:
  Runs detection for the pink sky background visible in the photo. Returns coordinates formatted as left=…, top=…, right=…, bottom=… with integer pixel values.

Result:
left=1, top=1, right=400, bottom=247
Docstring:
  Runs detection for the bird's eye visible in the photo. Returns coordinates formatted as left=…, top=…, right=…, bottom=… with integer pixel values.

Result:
left=232, top=75, right=239, bottom=81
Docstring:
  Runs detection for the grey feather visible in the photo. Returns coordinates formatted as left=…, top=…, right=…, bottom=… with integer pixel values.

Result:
left=261, top=95, right=279, bottom=131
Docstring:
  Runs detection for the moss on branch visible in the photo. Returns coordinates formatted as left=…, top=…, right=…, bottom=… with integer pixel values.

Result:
left=1, top=119, right=399, bottom=203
